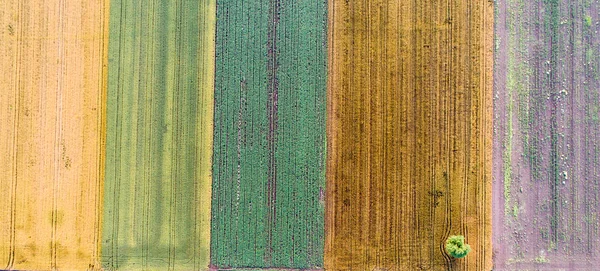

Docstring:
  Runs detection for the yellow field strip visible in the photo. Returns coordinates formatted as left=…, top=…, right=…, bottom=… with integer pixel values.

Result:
left=0, top=0, right=108, bottom=270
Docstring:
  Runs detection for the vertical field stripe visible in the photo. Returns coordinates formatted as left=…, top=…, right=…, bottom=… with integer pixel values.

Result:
left=0, top=0, right=108, bottom=270
left=325, top=0, right=493, bottom=270
left=493, top=0, right=600, bottom=268
left=101, top=0, right=215, bottom=270
left=211, top=0, right=328, bottom=268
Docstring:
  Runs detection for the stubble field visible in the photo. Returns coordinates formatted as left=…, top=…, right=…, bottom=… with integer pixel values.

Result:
left=326, top=0, right=493, bottom=270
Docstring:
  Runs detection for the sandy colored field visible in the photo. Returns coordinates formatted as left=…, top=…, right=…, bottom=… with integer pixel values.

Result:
left=493, top=0, right=600, bottom=269
left=325, top=0, right=493, bottom=270
left=0, top=0, right=108, bottom=270
left=100, top=0, right=215, bottom=270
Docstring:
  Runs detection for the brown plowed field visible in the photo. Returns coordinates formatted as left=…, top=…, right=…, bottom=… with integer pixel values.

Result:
left=0, top=0, right=108, bottom=270
left=325, top=0, right=494, bottom=270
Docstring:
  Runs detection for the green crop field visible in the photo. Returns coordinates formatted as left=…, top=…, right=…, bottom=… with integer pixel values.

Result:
left=211, top=0, right=328, bottom=268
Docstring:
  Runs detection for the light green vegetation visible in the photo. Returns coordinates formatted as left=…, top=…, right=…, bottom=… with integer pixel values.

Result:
left=446, top=235, right=471, bottom=259
left=102, top=0, right=215, bottom=269
left=584, top=15, right=593, bottom=27
left=534, top=255, right=549, bottom=263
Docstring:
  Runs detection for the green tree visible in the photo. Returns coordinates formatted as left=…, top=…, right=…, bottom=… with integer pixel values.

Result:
left=446, top=235, right=471, bottom=258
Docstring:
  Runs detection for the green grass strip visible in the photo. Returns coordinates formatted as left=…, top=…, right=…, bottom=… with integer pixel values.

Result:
left=102, top=0, right=215, bottom=270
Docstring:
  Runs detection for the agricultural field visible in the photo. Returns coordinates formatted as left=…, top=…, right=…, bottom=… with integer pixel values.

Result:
left=211, top=0, right=328, bottom=268
left=325, top=0, right=493, bottom=270
left=0, top=0, right=108, bottom=270
left=493, top=0, right=600, bottom=269
left=2, top=0, right=600, bottom=270
left=101, top=0, right=215, bottom=270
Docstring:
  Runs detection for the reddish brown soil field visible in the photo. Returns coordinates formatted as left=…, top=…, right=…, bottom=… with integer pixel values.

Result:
left=326, top=0, right=494, bottom=270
